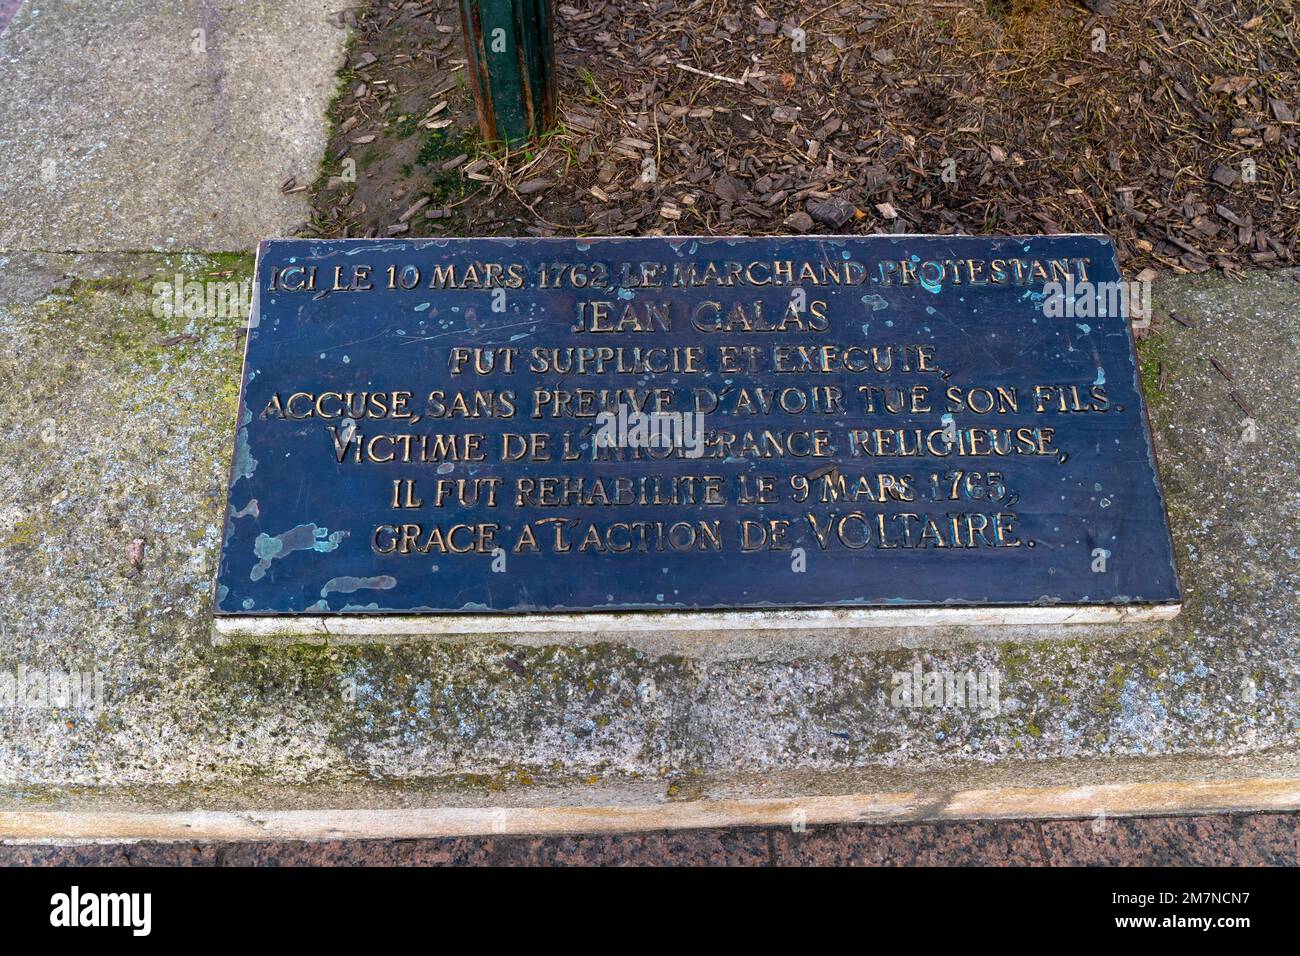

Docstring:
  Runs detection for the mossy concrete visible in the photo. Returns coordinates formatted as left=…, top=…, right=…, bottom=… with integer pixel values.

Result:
left=0, top=255, right=1297, bottom=813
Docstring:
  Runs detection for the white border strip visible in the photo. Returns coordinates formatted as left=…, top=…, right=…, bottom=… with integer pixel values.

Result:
left=214, top=603, right=1180, bottom=640
left=2, top=775, right=1294, bottom=842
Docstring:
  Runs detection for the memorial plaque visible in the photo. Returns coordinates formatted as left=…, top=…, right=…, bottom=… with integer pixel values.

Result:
left=214, top=235, right=1180, bottom=633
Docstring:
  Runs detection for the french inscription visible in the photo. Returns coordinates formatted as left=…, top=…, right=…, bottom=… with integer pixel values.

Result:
left=215, top=236, right=1180, bottom=615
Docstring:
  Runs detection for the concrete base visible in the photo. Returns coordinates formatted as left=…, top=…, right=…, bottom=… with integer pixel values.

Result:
left=0, top=255, right=1297, bottom=840
left=213, top=603, right=1182, bottom=643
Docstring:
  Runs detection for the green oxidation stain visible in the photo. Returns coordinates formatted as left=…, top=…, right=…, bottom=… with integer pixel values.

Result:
left=230, top=499, right=259, bottom=519
left=320, top=575, right=396, bottom=597
left=231, top=406, right=257, bottom=484
left=251, top=524, right=347, bottom=581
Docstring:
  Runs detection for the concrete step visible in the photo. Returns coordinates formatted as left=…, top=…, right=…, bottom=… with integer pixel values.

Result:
left=1, top=252, right=1297, bottom=837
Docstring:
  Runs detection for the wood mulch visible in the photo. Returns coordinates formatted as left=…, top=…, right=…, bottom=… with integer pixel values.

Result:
left=304, top=0, right=1298, bottom=275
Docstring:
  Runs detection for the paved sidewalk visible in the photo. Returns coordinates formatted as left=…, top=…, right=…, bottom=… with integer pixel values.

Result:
left=0, top=1, right=23, bottom=34
left=0, top=0, right=347, bottom=251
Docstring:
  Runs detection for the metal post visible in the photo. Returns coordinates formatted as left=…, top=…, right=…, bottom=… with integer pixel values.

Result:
left=457, top=0, right=556, bottom=147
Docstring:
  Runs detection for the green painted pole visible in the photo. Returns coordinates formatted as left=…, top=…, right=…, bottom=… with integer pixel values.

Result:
left=457, top=0, right=556, bottom=147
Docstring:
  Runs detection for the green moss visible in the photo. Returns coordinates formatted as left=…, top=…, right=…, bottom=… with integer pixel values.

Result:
left=1100, top=661, right=1131, bottom=711
left=1136, top=331, right=1174, bottom=405
left=320, top=35, right=358, bottom=133
left=393, top=112, right=422, bottom=140
left=411, top=128, right=481, bottom=214
left=27, top=254, right=253, bottom=389
left=0, top=517, right=38, bottom=550
left=200, top=638, right=682, bottom=784
left=206, top=251, right=255, bottom=275
left=998, top=641, right=1039, bottom=683
left=868, top=733, right=895, bottom=754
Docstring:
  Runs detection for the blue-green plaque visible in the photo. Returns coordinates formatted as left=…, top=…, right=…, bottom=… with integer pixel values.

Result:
left=214, top=235, right=1180, bottom=629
